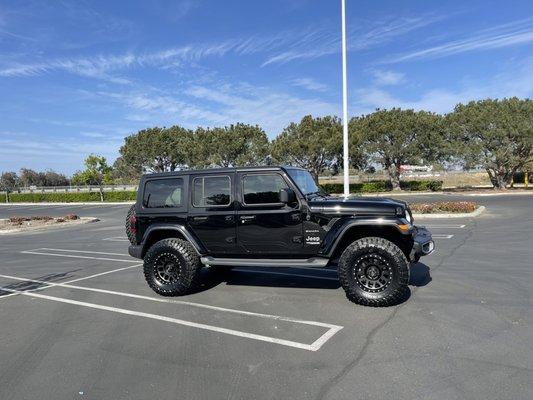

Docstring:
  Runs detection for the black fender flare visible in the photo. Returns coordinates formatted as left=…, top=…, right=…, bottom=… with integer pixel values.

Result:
left=318, top=217, right=412, bottom=258
left=140, top=224, right=206, bottom=256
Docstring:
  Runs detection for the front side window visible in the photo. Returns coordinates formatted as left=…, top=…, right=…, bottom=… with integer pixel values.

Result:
left=143, top=178, right=183, bottom=208
left=242, top=174, right=288, bottom=205
left=193, top=176, right=231, bottom=207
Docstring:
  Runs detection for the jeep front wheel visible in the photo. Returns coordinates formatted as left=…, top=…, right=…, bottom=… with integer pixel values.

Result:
left=143, top=238, right=201, bottom=296
left=338, top=237, right=409, bottom=307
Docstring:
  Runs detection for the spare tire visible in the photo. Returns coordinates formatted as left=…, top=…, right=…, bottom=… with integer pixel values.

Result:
left=125, top=204, right=137, bottom=244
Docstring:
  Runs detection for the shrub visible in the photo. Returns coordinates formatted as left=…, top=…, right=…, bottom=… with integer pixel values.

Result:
left=64, top=214, right=79, bottom=220
left=409, top=201, right=478, bottom=214
left=5, top=191, right=137, bottom=203
left=320, top=180, right=443, bottom=194
left=103, top=191, right=137, bottom=201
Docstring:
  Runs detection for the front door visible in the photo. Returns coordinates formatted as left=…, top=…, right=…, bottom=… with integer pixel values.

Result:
left=236, top=172, right=304, bottom=256
left=187, top=174, right=236, bottom=255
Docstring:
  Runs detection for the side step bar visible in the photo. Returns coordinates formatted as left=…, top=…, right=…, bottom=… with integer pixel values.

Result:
left=200, top=256, right=329, bottom=268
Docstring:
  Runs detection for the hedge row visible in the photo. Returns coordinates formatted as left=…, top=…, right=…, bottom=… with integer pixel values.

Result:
left=410, top=201, right=478, bottom=214
left=2, top=191, right=137, bottom=203
left=320, top=180, right=443, bottom=193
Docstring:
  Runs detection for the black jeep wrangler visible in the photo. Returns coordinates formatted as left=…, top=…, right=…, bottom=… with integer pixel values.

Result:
left=126, top=166, right=434, bottom=306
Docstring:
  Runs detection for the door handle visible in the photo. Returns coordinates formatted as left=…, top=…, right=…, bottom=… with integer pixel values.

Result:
left=240, top=215, right=256, bottom=223
left=192, top=216, right=208, bottom=222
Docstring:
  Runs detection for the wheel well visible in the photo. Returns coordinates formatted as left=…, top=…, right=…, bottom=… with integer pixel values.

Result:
left=143, top=229, right=187, bottom=256
left=330, top=225, right=412, bottom=260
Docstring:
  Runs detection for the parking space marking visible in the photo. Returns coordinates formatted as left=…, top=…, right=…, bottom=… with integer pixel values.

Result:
left=425, top=224, right=466, bottom=229
left=0, top=274, right=342, bottom=351
left=432, top=234, right=454, bottom=239
left=102, top=236, right=129, bottom=242
left=21, top=249, right=135, bottom=263
left=233, top=268, right=338, bottom=281
left=36, top=248, right=129, bottom=257
left=0, top=264, right=141, bottom=300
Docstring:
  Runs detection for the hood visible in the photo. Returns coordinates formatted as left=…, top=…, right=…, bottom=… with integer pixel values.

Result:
left=308, top=195, right=407, bottom=217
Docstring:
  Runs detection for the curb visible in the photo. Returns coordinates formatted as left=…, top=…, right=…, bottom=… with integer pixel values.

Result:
left=0, top=217, right=99, bottom=235
left=0, top=202, right=135, bottom=206
left=413, top=206, right=486, bottom=219
left=360, top=191, right=533, bottom=197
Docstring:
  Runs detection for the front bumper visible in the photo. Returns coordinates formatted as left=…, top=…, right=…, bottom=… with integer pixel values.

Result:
left=410, top=226, right=435, bottom=262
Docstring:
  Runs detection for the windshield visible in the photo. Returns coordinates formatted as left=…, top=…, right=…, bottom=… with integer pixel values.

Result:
left=286, top=169, right=321, bottom=195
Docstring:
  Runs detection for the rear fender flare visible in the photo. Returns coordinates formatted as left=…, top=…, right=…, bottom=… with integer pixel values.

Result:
left=141, top=224, right=205, bottom=256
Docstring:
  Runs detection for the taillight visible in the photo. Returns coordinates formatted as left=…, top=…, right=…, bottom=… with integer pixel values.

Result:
left=129, top=215, right=137, bottom=234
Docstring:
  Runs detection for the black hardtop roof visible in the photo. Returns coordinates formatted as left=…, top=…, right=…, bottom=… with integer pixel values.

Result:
left=142, top=165, right=306, bottom=179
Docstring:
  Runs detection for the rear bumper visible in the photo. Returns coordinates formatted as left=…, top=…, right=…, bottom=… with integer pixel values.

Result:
left=128, top=244, right=143, bottom=259
left=410, top=226, right=435, bottom=262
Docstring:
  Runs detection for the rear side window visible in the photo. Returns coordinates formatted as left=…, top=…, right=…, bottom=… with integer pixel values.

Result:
left=143, top=178, right=183, bottom=208
left=193, top=176, right=231, bottom=207
left=242, top=174, right=288, bottom=205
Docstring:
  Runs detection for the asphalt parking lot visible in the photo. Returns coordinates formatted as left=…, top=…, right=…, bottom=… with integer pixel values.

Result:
left=0, top=193, right=532, bottom=400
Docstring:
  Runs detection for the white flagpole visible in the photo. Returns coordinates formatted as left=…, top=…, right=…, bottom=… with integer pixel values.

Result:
left=341, top=0, right=350, bottom=197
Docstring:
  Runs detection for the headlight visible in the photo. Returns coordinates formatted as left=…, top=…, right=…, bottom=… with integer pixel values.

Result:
left=405, top=209, right=412, bottom=223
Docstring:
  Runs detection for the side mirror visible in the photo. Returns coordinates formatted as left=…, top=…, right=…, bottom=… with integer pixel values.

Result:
left=279, top=187, right=296, bottom=204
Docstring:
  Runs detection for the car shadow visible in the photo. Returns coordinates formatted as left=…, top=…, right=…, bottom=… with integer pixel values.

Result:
left=409, top=262, right=432, bottom=287
left=189, top=266, right=341, bottom=294
left=0, top=270, right=82, bottom=297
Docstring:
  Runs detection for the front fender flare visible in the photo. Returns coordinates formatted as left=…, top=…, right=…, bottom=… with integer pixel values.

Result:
left=318, top=217, right=412, bottom=258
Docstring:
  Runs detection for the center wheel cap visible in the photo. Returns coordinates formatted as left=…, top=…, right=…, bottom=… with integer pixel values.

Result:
left=366, top=265, right=380, bottom=280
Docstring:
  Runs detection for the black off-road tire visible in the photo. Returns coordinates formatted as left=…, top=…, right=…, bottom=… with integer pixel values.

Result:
left=125, top=204, right=136, bottom=244
left=338, top=237, right=409, bottom=307
left=143, top=238, right=201, bottom=296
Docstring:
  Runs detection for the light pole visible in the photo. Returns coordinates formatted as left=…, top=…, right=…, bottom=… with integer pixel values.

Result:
left=341, top=0, right=350, bottom=197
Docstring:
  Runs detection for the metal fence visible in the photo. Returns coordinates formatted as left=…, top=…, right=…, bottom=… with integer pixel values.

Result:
left=1, top=185, right=137, bottom=195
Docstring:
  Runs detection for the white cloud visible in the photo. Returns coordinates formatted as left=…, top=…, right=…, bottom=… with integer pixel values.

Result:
left=386, top=18, right=533, bottom=63
left=290, top=78, right=329, bottom=92
left=372, top=70, right=405, bottom=86
left=354, top=57, right=533, bottom=114
left=261, top=15, right=445, bottom=66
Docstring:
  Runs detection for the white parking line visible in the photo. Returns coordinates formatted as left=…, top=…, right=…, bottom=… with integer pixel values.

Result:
left=102, top=236, right=129, bottom=242
left=0, top=274, right=342, bottom=351
left=425, top=224, right=466, bottom=229
left=36, top=248, right=129, bottom=257
left=21, top=250, right=135, bottom=263
left=432, top=234, right=454, bottom=239
left=0, top=264, right=141, bottom=299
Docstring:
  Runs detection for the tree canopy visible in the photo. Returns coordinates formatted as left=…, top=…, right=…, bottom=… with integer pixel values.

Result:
left=270, top=115, right=343, bottom=180
left=446, top=98, right=533, bottom=189
left=71, top=154, right=113, bottom=186
left=350, top=108, right=444, bottom=190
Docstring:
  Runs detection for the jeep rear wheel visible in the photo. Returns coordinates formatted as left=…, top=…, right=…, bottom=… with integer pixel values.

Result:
left=143, top=238, right=201, bottom=296
left=338, top=237, right=409, bottom=307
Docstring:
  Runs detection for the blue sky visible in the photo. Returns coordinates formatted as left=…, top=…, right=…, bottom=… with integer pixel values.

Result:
left=1, top=0, right=532, bottom=174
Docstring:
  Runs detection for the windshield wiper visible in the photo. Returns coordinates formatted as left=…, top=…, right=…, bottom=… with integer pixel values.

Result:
left=305, top=190, right=328, bottom=199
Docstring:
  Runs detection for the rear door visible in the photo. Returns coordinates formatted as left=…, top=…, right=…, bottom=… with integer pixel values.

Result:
left=187, top=173, right=237, bottom=255
left=235, top=172, right=304, bottom=255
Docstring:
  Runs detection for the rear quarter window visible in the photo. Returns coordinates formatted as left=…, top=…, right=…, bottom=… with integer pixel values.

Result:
left=143, top=178, right=184, bottom=208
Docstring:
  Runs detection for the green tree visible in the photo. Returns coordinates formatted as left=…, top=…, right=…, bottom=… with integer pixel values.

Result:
left=189, top=123, right=269, bottom=168
left=112, top=156, right=143, bottom=184
left=351, top=109, right=445, bottom=190
left=71, top=154, right=113, bottom=186
left=119, top=126, right=193, bottom=173
left=447, top=98, right=533, bottom=190
left=0, top=171, right=19, bottom=191
left=270, top=115, right=343, bottom=180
